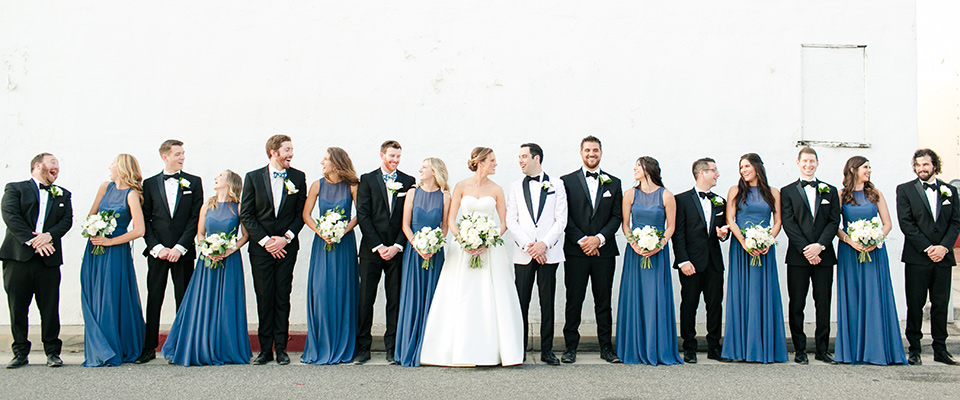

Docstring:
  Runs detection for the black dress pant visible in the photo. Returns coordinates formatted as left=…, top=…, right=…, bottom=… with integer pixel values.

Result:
left=250, top=252, right=298, bottom=352
left=787, top=264, right=834, bottom=354
left=515, top=261, right=558, bottom=352
left=143, top=255, right=194, bottom=350
left=904, top=263, right=953, bottom=353
left=2, top=255, right=61, bottom=357
left=562, top=256, right=615, bottom=352
left=357, top=255, right=402, bottom=353
left=678, top=265, right=724, bottom=353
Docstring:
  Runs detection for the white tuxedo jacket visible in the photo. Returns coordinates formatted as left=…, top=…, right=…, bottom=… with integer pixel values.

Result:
left=505, top=173, right=568, bottom=265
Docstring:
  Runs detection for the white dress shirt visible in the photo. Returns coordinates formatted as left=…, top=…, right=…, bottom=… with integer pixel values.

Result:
left=579, top=166, right=606, bottom=248
left=525, top=172, right=545, bottom=218
left=801, top=178, right=817, bottom=218
left=923, top=178, right=939, bottom=221
left=150, top=170, right=189, bottom=257
left=26, top=178, right=49, bottom=245
left=697, top=187, right=713, bottom=234
left=372, top=168, right=403, bottom=253
left=258, top=165, right=296, bottom=248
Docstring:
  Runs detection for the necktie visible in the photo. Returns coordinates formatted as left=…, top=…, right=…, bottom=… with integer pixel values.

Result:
left=924, top=182, right=938, bottom=191
left=801, top=180, right=817, bottom=188
left=585, top=171, right=599, bottom=179
left=383, top=171, right=398, bottom=182
left=163, top=172, right=181, bottom=181
left=273, top=171, right=287, bottom=179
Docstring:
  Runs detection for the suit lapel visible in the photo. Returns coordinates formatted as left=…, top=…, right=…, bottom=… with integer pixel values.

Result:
left=262, top=168, right=276, bottom=214
left=157, top=176, right=171, bottom=216
left=522, top=178, right=535, bottom=224
left=173, top=182, right=182, bottom=217
left=691, top=191, right=708, bottom=229
left=813, top=185, right=821, bottom=219
left=914, top=180, right=933, bottom=217
left=592, top=172, right=605, bottom=217
left=794, top=181, right=812, bottom=217
left=535, top=174, right=550, bottom=224
left=936, top=179, right=946, bottom=220
left=27, top=181, right=41, bottom=228
left=278, top=173, right=290, bottom=214
left=375, top=171, right=390, bottom=213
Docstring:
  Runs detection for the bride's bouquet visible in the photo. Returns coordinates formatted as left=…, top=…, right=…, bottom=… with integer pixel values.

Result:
left=846, top=216, right=885, bottom=263
left=315, top=206, right=348, bottom=251
left=80, top=210, right=118, bottom=255
left=411, top=227, right=445, bottom=270
left=196, top=230, right=239, bottom=269
left=625, top=225, right=664, bottom=269
left=454, top=212, right=503, bottom=269
left=741, top=222, right=777, bottom=267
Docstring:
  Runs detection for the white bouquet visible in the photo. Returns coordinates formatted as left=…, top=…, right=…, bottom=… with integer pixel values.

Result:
left=625, top=225, right=664, bottom=269
left=846, top=216, right=885, bottom=263
left=80, top=210, right=118, bottom=255
left=315, top=206, right=348, bottom=251
left=741, top=222, right=777, bottom=267
left=411, top=227, right=446, bottom=269
left=454, top=212, right=504, bottom=269
left=196, top=230, right=238, bottom=269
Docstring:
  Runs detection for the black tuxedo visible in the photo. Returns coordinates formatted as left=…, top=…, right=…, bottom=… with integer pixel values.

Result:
left=355, top=168, right=415, bottom=354
left=0, top=179, right=73, bottom=357
left=140, top=171, right=203, bottom=351
left=240, top=166, right=307, bottom=352
left=672, top=188, right=726, bottom=353
left=780, top=179, right=840, bottom=355
left=896, top=178, right=960, bottom=353
left=559, top=169, right=622, bottom=352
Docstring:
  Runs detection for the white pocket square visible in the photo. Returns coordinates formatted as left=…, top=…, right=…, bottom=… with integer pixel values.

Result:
left=183, top=191, right=192, bottom=195
left=715, top=212, right=723, bottom=216
left=602, top=191, right=612, bottom=198
left=397, top=192, right=406, bottom=197
left=820, top=199, right=830, bottom=204
left=944, top=200, right=951, bottom=205
left=58, top=203, right=64, bottom=207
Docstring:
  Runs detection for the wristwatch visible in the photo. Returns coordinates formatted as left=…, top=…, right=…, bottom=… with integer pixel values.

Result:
left=819, top=244, right=827, bottom=251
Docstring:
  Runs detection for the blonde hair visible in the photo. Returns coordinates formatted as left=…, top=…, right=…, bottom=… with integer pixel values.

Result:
left=467, top=147, right=494, bottom=172
left=325, top=147, right=359, bottom=185
left=206, top=170, right=243, bottom=212
left=114, top=154, right=143, bottom=203
left=423, top=157, right=450, bottom=191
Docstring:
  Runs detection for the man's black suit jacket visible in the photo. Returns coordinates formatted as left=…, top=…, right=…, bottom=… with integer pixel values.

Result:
left=240, top=166, right=307, bottom=257
left=0, top=180, right=73, bottom=266
left=780, top=180, right=841, bottom=266
left=141, top=172, right=203, bottom=258
left=560, top=169, right=622, bottom=258
left=356, top=169, right=416, bottom=260
left=896, top=178, right=960, bottom=267
left=672, top=189, right=725, bottom=273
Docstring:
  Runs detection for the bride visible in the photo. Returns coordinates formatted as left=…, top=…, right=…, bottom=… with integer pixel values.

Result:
left=419, top=147, right=525, bottom=367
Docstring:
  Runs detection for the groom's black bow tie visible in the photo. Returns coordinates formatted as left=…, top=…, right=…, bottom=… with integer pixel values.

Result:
left=800, top=180, right=817, bottom=188
left=163, top=172, right=181, bottom=181
left=38, top=183, right=51, bottom=191
left=585, top=171, right=599, bottom=179
left=924, top=182, right=938, bottom=191
left=698, top=191, right=716, bottom=200
left=524, top=175, right=541, bottom=183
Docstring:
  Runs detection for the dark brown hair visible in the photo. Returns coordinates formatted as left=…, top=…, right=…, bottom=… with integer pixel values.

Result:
left=733, top=153, right=776, bottom=212
left=159, top=139, right=184, bottom=156
left=912, top=148, right=942, bottom=175
left=265, top=135, right=292, bottom=158
left=30, top=153, right=53, bottom=172
left=634, top=156, right=664, bottom=188
left=380, top=140, right=402, bottom=153
left=580, top=135, right=602, bottom=150
left=325, top=147, right=360, bottom=185
left=841, top=156, right=880, bottom=205
left=468, top=147, right=494, bottom=172
left=691, top=157, right=716, bottom=180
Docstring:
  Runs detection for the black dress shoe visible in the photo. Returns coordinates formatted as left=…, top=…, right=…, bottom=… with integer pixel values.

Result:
left=934, top=350, right=958, bottom=365
left=561, top=350, right=576, bottom=364
left=794, top=352, right=809, bottom=365
left=252, top=351, right=274, bottom=365
left=908, top=352, right=922, bottom=366
left=276, top=351, right=290, bottom=365
left=386, top=350, right=396, bottom=364
left=541, top=351, right=560, bottom=365
left=46, top=354, right=63, bottom=368
left=133, top=350, right=156, bottom=364
left=814, top=352, right=835, bottom=364
left=353, top=349, right=371, bottom=364
left=707, top=349, right=729, bottom=362
left=600, top=349, right=621, bottom=364
left=683, top=351, right=697, bottom=364
left=6, top=355, right=28, bottom=369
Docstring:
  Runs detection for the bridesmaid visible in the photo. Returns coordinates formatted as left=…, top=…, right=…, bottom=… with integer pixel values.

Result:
left=80, top=154, right=146, bottom=367
left=162, top=170, right=251, bottom=366
left=617, top=156, right=682, bottom=365
left=721, top=153, right=788, bottom=363
left=834, top=156, right=907, bottom=365
left=395, top=158, right=451, bottom=367
left=301, top=147, right=360, bottom=365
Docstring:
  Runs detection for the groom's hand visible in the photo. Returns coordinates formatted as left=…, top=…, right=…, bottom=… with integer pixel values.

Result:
left=378, top=246, right=400, bottom=261
left=526, top=242, right=547, bottom=258
left=579, top=236, right=600, bottom=256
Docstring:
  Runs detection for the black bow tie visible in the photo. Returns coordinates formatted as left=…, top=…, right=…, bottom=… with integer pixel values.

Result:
left=524, top=175, right=541, bottom=183
left=698, top=191, right=716, bottom=200
left=163, top=172, right=181, bottom=181
left=924, top=182, right=938, bottom=191
left=38, top=183, right=51, bottom=191
left=585, top=171, right=599, bottom=179
left=801, top=180, right=817, bottom=188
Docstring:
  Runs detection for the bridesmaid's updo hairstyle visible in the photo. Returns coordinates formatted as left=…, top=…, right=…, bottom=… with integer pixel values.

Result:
left=634, top=156, right=664, bottom=189
left=424, top=157, right=450, bottom=191
left=467, top=147, right=494, bottom=172
left=114, top=153, right=144, bottom=203
left=325, top=147, right=360, bottom=186
left=206, top=170, right=243, bottom=212
left=841, top=156, right=880, bottom=206
left=733, top=153, right=776, bottom=212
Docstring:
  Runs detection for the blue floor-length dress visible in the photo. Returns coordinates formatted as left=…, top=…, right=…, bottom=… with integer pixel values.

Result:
left=616, top=186, right=683, bottom=365
left=161, top=202, right=252, bottom=366
left=301, top=179, right=358, bottom=364
left=395, top=187, right=445, bottom=367
left=80, top=182, right=146, bottom=367
left=721, top=186, right=788, bottom=363
left=834, top=191, right=907, bottom=365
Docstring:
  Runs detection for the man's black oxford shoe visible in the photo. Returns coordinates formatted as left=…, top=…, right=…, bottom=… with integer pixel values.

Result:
left=541, top=351, right=560, bottom=365
left=814, top=352, right=835, bottom=364
left=707, top=349, right=730, bottom=362
left=352, top=349, right=371, bottom=364
left=252, top=352, right=274, bottom=365
left=133, top=350, right=156, bottom=364
left=600, top=349, right=621, bottom=364
left=46, top=354, right=63, bottom=368
left=6, top=355, right=27, bottom=369
left=683, top=351, right=697, bottom=364
left=934, top=350, right=958, bottom=365
left=907, top=352, right=922, bottom=366
left=560, top=350, right=576, bottom=364
left=794, top=352, right=809, bottom=365
left=276, top=351, right=290, bottom=365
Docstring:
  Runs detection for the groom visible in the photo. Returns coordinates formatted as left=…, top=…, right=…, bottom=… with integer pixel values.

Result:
left=560, top=135, right=622, bottom=364
left=505, top=143, right=567, bottom=365
left=240, top=134, right=306, bottom=365
left=355, top=140, right=416, bottom=364
left=137, top=139, right=203, bottom=364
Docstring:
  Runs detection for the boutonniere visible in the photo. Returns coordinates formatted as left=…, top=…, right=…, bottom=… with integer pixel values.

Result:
left=284, top=179, right=298, bottom=195
left=817, top=183, right=829, bottom=194
left=710, top=195, right=725, bottom=207
left=940, top=186, right=952, bottom=198
left=46, top=185, right=63, bottom=197
left=541, top=181, right=554, bottom=192
left=386, top=179, right=403, bottom=195
left=599, top=174, right=612, bottom=184
left=178, top=178, right=190, bottom=189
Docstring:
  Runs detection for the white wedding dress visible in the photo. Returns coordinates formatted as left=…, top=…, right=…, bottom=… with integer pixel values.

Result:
left=419, top=195, right=525, bottom=367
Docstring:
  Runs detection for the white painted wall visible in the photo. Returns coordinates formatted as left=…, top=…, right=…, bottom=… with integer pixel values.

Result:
left=1, top=1, right=920, bottom=331
left=918, top=0, right=960, bottom=180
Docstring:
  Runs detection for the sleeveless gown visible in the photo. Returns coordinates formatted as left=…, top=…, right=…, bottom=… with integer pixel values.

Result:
left=617, top=187, right=682, bottom=365
left=80, top=182, right=145, bottom=367
left=721, top=186, right=788, bottom=363
left=395, top=188, right=445, bottom=367
left=301, top=179, right=358, bottom=364
left=834, top=191, right=907, bottom=365
left=161, top=202, right=252, bottom=366
left=419, top=195, right=524, bottom=366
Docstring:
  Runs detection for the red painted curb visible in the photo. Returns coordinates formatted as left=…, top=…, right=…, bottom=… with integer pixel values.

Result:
left=156, top=331, right=309, bottom=352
